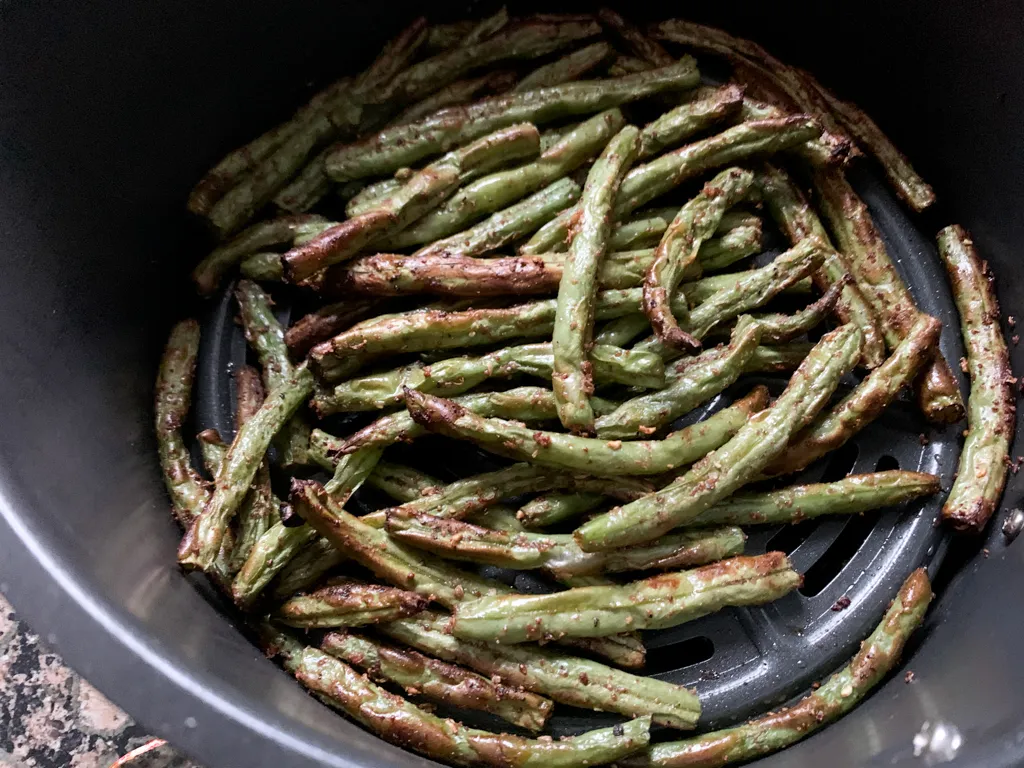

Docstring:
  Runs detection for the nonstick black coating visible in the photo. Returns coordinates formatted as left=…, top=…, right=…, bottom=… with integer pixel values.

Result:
left=0, top=1, right=1022, bottom=767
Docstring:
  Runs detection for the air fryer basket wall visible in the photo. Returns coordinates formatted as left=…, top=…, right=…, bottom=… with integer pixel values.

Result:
left=0, top=2, right=1021, bottom=767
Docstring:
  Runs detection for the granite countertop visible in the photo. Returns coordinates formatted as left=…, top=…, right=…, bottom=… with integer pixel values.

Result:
left=0, top=594, right=200, bottom=768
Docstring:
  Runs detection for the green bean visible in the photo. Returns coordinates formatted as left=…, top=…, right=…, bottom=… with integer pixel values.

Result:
left=521, top=116, right=821, bottom=255
left=230, top=447, right=377, bottom=605
left=594, top=313, right=655, bottom=347
left=391, top=70, right=518, bottom=126
left=688, top=270, right=813, bottom=304
left=311, top=342, right=661, bottom=415
left=268, top=537, right=345, bottom=601
left=354, top=16, right=431, bottom=94
left=239, top=251, right=285, bottom=281
left=324, top=58, right=700, bottom=181
left=596, top=318, right=764, bottom=439
left=197, top=429, right=227, bottom=478
left=405, top=385, right=768, bottom=477
left=800, top=68, right=936, bottom=212
left=283, top=299, right=379, bottom=359
left=155, top=320, right=206, bottom=527
left=381, top=611, right=700, bottom=728
left=308, top=291, right=628, bottom=382
left=332, top=386, right=617, bottom=455
left=204, top=18, right=430, bottom=220
left=311, top=270, right=806, bottom=381
left=178, top=364, right=314, bottom=571
left=598, top=8, right=675, bottom=67
left=283, top=124, right=540, bottom=282
left=320, top=631, right=554, bottom=732
left=647, top=19, right=853, bottom=160
left=372, top=18, right=600, bottom=106
left=608, top=56, right=652, bottom=77
left=757, top=161, right=886, bottom=367
left=354, top=127, right=543, bottom=219
left=228, top=367, right=276, bottom=574
left=766, top=314, right=941, bottom=476
left=812, top=166, right=963, bottom=422
left=235, top=280, right=311, bottom=467
left=688, top=470, right=941, bottom=527
left=232, top=523, right=317, bottom=606
left=452, top=552, right=799, bottom=643
left=363, top=463, right=656, bottom=527
left=744, top=342, right=813, bottom=373
left=292, top=476, right=640, bottom=665
left=937, top=225, right=1014, bottom=532
left=207, top=93, right=364, bottom=238
left=271, top=148, right=335, bottom=213
left=345, top=178, right=405, bottom=218
left=749, top=275, right=847, bottom=343
left=192, top=214, right=326, bottom=296
left=736, top=88, right=847, bottom=165
left=638, top=84, right=745, bottom=158
left=555, top=125, right=642, bottom=431
left=697, top=224, right=763, bottom=272
left=332, top=240, right=753, bottom=298
left=387, top=510, right=744, bottom=575
left=262, top=627, right=651, bottom=767
left=514, top=42, right=615, bottom=91
left=424, top=21, right=477, bottom=53
left=292, top=479, right=507, bottom=608
left=269, top=462, right=441, bottom=600
left=459, top=7, right=511, bottom=47
left=276, top=579, right=429, bottom=628
left=680, top=236, right=826, bottom=340
left=407, top=177, right=581, bottom=260
left=388, top=109, right=627, bottom=248
left=644, top=168, right=753, bottom=351
left=575, top=323, right=863, bottom=551
left=185, top=76, right=358, bottom=217
left=517, top=492, right=607, bottom=528
left=627, top=569, right=932, bottom=767
left=634, top=237, right=827, bottom=361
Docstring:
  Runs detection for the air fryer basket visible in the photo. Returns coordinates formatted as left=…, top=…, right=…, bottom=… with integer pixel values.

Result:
left=0, top=2, right=1022, bottom=767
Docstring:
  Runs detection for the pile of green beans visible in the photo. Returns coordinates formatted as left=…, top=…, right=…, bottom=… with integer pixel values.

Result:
left=157, top=10, right=1012, bottom=767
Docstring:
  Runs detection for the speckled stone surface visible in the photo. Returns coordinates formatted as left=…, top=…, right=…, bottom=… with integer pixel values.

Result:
left=0, top=594, right=201, bottom=768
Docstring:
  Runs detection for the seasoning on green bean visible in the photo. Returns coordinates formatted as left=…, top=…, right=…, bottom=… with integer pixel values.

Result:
left=576, top=323, right=863, bottom=551
left=554, top=124, right=641, bottom=432
left=324, top=57, right=699, bottom=182
left=644, top=167, right=753, bottom=351
left=405, top=385, right=768, bottom=476
left=936, top=224, right=1014, bottom=532
left=155, top=320, right=206, bottom=527
left=625, top=568, right=932, bottom=768
left=320, top=631, right=554, bottom=732
left=380, top=611, right=700, bottom=728
left=687, top=470, right=940, bottom=527
left=452, top=552, right=800, bottom=643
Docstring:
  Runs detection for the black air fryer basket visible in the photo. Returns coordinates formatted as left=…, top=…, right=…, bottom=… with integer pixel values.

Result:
left=0, top=2, right=1022, bottom=767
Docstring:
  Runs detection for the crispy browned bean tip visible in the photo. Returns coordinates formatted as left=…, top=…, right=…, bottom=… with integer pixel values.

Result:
left=284, top=299, right=379, bottom=359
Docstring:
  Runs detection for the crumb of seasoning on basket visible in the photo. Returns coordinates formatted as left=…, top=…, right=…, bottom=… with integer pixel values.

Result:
left=831, top=596, right=851, bottom=612
left=919, top=433, right=929, bottom=446
left=1013, top=335, right=1020, bottom=346
left=905, top=670, right=916, bottom=684
left=1008, top=315, right=1017, bottom=328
